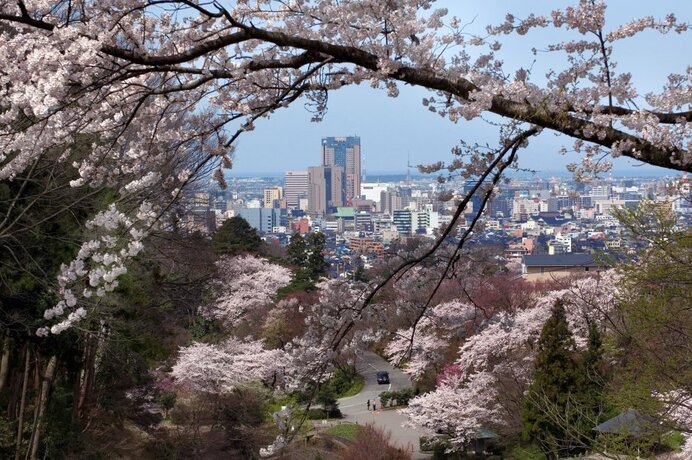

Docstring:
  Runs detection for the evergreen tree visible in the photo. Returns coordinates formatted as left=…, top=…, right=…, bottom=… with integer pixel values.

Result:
left=278, top=232, right=327, bottom=296
left=576, top=322, right=611, bottom=445
left=581, top=322, right=608, bottom=406
left=305, top=232, right=328, bottom=280
left=286, top=233, right=308, bottom=266
left=522, top=299, right=582, bottom=459
left=211, top=216, right=262, bottom=256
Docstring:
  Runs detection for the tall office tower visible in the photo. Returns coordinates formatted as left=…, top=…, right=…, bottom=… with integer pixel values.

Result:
left=263, top=186, right=283, bottom=208
left=284, top=170, right=309, bottom=208
left=308, top=165, right=344, bottom=214
left=380, top=189, right=403, bottom=215
left=321, top=136, right=361, bottom=204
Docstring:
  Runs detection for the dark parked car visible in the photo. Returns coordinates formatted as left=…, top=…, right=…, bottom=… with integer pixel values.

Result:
left=376, top=371, right=390, bottom=384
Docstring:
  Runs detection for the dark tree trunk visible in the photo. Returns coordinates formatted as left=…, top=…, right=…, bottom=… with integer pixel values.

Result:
left=28, top=354, right=57, bottom=460
left=14, top=348, right=30, bottom=460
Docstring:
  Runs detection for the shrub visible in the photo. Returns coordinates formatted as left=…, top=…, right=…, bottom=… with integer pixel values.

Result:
left=156, top=391, right=177, bottom=418
left=306, top=408, right=343, bottom=419
left=380, top=388, right=415, bottom=407
left=393, top=388, right=415, bottom=406
left=379, top=391, right=392, bottom=407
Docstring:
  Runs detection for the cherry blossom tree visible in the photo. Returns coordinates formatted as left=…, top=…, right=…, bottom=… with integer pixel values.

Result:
left=403, top=272, right=620, bottom=448
left=385, top=300, right=476, bottom=380
left=171, top=337, right=290, bottom=393
left=0, top=0, right=689, bottom=332
left=204, top=254, right=292, bottom=329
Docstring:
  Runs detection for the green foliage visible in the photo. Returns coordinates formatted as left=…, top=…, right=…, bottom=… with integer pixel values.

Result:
left=326, top=366, right=362, bottom=398
left=606, top=202, right=691, bottom=423
left=339, top=374, right=364, bottom=398
left=157, top=392, right=177, bottom=417
left=576, top=322, right=611, bottom=438
left=315, top=385, right=341, bottom=418
left=662, top=431, right=685, bottom=451
left=522, top=299, right=583, bottom=459
left=211, top=216, right=263, bottom=255
left=43, top=387, right=83, bottom=458
left=353, top=264, right=370, bottom=282
left=379, top=388, right=415, bottom=407
left=263, top=394, right=300, bottom=421
left=306, top=408, right=342, bottom=420
left=305, top=232, right=328, bottom=278
left=287, top=233, right=308, bottom=265
left=419, top=435, right=438, bottom=452
left=379, top=390, right=391, bottom=407
left=280, top=231, right=328, bottom=296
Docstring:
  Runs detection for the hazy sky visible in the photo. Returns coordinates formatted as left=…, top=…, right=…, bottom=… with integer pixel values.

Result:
left=228, top=1, right=691, bottom=176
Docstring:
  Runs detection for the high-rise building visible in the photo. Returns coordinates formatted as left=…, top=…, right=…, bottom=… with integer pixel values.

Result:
left=308, top=165, right=344, bottom=215
left=381, top=189, right=403, bottom=215
left=238, top=208, right=287, bottom=233
left=321, top=136, right=361, bottom=204
left=392, top=209, right=412, bottom=235
left=284, top=170, right=309, bottom=208
left=263, top=186, right=283, bottom=208
left=239, top=208, right=272, bottom=233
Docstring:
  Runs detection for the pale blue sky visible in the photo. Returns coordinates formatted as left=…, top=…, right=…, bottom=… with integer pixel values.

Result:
left=228, top=1, right=691, bottom=176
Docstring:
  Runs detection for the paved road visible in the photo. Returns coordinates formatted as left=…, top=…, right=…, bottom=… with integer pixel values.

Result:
left=337, top=351, right=432, bottom=459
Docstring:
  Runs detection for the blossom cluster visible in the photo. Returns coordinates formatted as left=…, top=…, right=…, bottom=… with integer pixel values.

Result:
left=204, top=255, right=292, bottom=327
left=37, top=201, right=157, bottom=336
left=402, top=272, right=620, bottom=446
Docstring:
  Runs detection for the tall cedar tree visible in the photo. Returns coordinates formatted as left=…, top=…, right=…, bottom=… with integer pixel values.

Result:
left=281, top=232, right=328, bottom=295
left=211, top=216, right=262, bottom=256
left=286, top=233, right=308, bottom=266
left=578, top=322, right=610, bottom=437
left=522, top=299, right=582, bottom=459
left=305, top=232, right=328, bottom=279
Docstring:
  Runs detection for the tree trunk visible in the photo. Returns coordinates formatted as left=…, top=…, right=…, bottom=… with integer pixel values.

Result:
left=14, top=349, right=30, bottom=460
left=78, top=337, right=97, bottom=420
left=0, top=334, right=10, bottom=392
left=27, top=354, right=57, bottom=460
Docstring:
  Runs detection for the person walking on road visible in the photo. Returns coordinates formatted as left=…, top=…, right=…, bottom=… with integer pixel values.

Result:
left=366, top=399, right=370, bottom=411
left=372, top=402, right=377, bottom=411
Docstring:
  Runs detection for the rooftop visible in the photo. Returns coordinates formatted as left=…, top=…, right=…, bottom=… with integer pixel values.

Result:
left=522, top=253, right=599, bottom=267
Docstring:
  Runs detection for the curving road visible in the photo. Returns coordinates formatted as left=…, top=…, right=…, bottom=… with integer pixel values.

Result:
left=337, top=350, right=432, bottom=459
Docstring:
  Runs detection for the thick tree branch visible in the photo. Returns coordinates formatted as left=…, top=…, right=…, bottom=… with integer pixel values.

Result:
left=100, top=21, right=689, bottom=171
left=1, top=5, right=689, bottom=171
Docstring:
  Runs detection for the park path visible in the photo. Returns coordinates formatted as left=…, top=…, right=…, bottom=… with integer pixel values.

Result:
left=337, top=350, right=432, bottom=459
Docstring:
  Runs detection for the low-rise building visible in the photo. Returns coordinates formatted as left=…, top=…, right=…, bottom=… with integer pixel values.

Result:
left=521, top=254, right=605, bottom=281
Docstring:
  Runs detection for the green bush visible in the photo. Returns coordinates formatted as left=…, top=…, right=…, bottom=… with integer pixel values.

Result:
left=157, top=391, right=177, bottom=417
left=329, top=366, right=362, bottom=397
left=380, top=388, right=415, bottom=407
left=305, top=408, right=342, bottom=419
left=379, top=390, right=392, bottom=407
left=393, top=388, right=415, bottom=406
left=419, top=435, right=438, bottom=452
left=662, top=431, right=685, bottom=451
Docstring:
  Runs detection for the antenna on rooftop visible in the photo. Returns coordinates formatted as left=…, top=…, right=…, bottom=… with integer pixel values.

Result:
left=406, top=152, right=413, bottom=185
